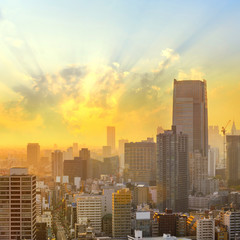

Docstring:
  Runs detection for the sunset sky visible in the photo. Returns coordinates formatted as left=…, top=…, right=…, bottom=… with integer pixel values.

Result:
left=0, top=0, right=240, bottom=147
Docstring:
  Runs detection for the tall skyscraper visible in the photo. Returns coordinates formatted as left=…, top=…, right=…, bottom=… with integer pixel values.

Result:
left=107, top=126, right=115, bottom=153
left=0, top=168, right=36, bottom=240
left=226, top=135, right=240, bottom=186
left=112, top=188, right=131, bottom=238
left=79, top=148, right=91, bottom=180
left=118, top=139, right=128, bottom=169
left=27, top=143, right=40, bottom=166
left=173, top=79, right=208, bottom=157
left=52, top=150, right=63, bottom=182
left=124, top=140, right=156, bottom=185
left=73, top=143, right=79, bottom=157
left=156, top=126, right=188, bottom=212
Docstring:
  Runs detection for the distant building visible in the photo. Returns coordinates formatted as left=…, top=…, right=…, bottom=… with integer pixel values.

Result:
left=119, top=139, right=128, bottom=169
left=102, top=155, right=119, bottom=176
left=189, top=151, right=208, bottom=194
left=226, top=135, right=240, bottom=186
left=73, top=143, right=79, bottom=157
left=102, top=146, right=112, bottom=158
left=52, top=150, right=63, bottom=182
left=156, top=126, right=188, bottom=212
left=196, top=218, right=215, bottom=240
left=124, top=140, right=156, bottom=185
left=27, top=143, right=40, bottom=166
left=112, top=188, right=131, bottom=238
left=79, top=148, right=91, bottom=179
left=107, top=126, right=115, bottom=153
left=208, top=147, right=218, bottom=177
left=0, top=168, right=36, bottom=240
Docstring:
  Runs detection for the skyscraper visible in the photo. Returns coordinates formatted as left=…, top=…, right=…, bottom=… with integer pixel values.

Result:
left=0, top=168, right=36, bottom=240
left=107, top=126, right=115, bottom=153
left=124, top=140, right=156, bottom=185
left=172, top=79, right=208, bottom=157
left=226, top=135, right=240, bottom=186
left=156, top=126, right=188, bottom=212
left=52, top=150, right=63, bottom=182
left=27, top=143, right=40, bottom=166
left=118, top=139, right=128, bottom=169
left=112, top=188, right=131, bottom=238
left=79, top=148, right=91, bottom=180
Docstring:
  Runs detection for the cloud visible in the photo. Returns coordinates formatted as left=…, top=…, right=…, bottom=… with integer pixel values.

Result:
left=153, top=48, right=180, bottom=73
left=178, top=68, right=205, bottom=80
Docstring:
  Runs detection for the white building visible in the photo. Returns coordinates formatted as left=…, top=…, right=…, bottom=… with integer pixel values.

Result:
left=197, top=218, right=215, bottom=240
left=77, top=195, right=102, bottom=232
left=224, top=210, right=240, bottom=240
left=102, top=188, right=114, bottom=216
left=208, top=147, right=218, bottom=177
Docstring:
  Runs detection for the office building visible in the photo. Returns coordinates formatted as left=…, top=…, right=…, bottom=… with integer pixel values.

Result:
left=52, top=150, right=63, bottom=182
left=102, top=146, right=112, bottom=158
left=0, top=168, right=36, bottom=240
left=208, top=147, right=218, bottom=177
left=124, top=140, right=156, bottom=185
left=189, top=151, right=208, bottom=194
left=107, top=126, right=115, bottom=153
left=73, top=143, right=79, bottom=157
left=172, top=79, right=208, bottom=157
left=112, top=188, right=131, bottom=239
left=27, top=143, right=40, bottom=166
left=63, top=157, right=82, bottom=183
left=77, top=195, right=102, bottom=233
left=226, top=135, right=240, bottom=186
left=156, top=126, right=188, bottom=212
left=119, top=139, right=128, bottom=169
left=196, top=218, right=215, bottom=240
left=79, top=148, right=91, bottom=180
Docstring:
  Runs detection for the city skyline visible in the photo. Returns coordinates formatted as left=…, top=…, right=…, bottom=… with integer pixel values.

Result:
left=0, top=1, right=240, bottom=146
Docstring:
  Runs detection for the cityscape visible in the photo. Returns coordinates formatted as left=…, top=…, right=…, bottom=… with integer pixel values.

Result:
left=1, top=1, right=240, bottom=240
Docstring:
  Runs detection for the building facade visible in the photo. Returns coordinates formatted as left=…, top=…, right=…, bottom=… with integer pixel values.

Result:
left=156, top=126, right=188, bottom=212
left=124, top=140, right=156, bottom=185
left=112, top=188, right=131, bottom=239
left=0, top=168, right=36, bottom=240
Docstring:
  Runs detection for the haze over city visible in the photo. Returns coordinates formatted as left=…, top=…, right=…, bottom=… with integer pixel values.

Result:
left=0, top=0, right=240, bottom=146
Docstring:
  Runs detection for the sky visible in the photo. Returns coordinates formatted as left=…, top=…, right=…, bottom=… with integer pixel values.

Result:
left=0, top=0, right=240, bottom=147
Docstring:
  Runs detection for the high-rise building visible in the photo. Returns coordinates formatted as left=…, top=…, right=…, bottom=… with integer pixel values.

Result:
left=102, top=145, right=112, bottom=158
left=189, top=151, right=208, bottom=194
left=224, top=210, right=240, bottom=240
left=79, top=148, right=91, bottom=179
left=73, top=143, right=79, bottom=157
left=107, top=126, right=115, bottom=153
left=208, top=147, right=218, bottom=177
left=156, top=126, right=188, bottom=212
left=118, top=139, right=128, bottom=169
left=209, top=126, right=223, bottom=166
left=226, top=135, right=240, bottom=186
left=27, top=143, right=40, bottom=166
left=124, top=140, right=156, bottom=185
left=77, top=195, right=102, bottom=232
left=172, top=79, right=208, bottom=157
left=0, top=168, right=36, bottom=240
left=112, top=188, right=131, bottom=239
left=196, top=218, right=215, bottom=240
left=52, top=150, right=63, bottom=182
